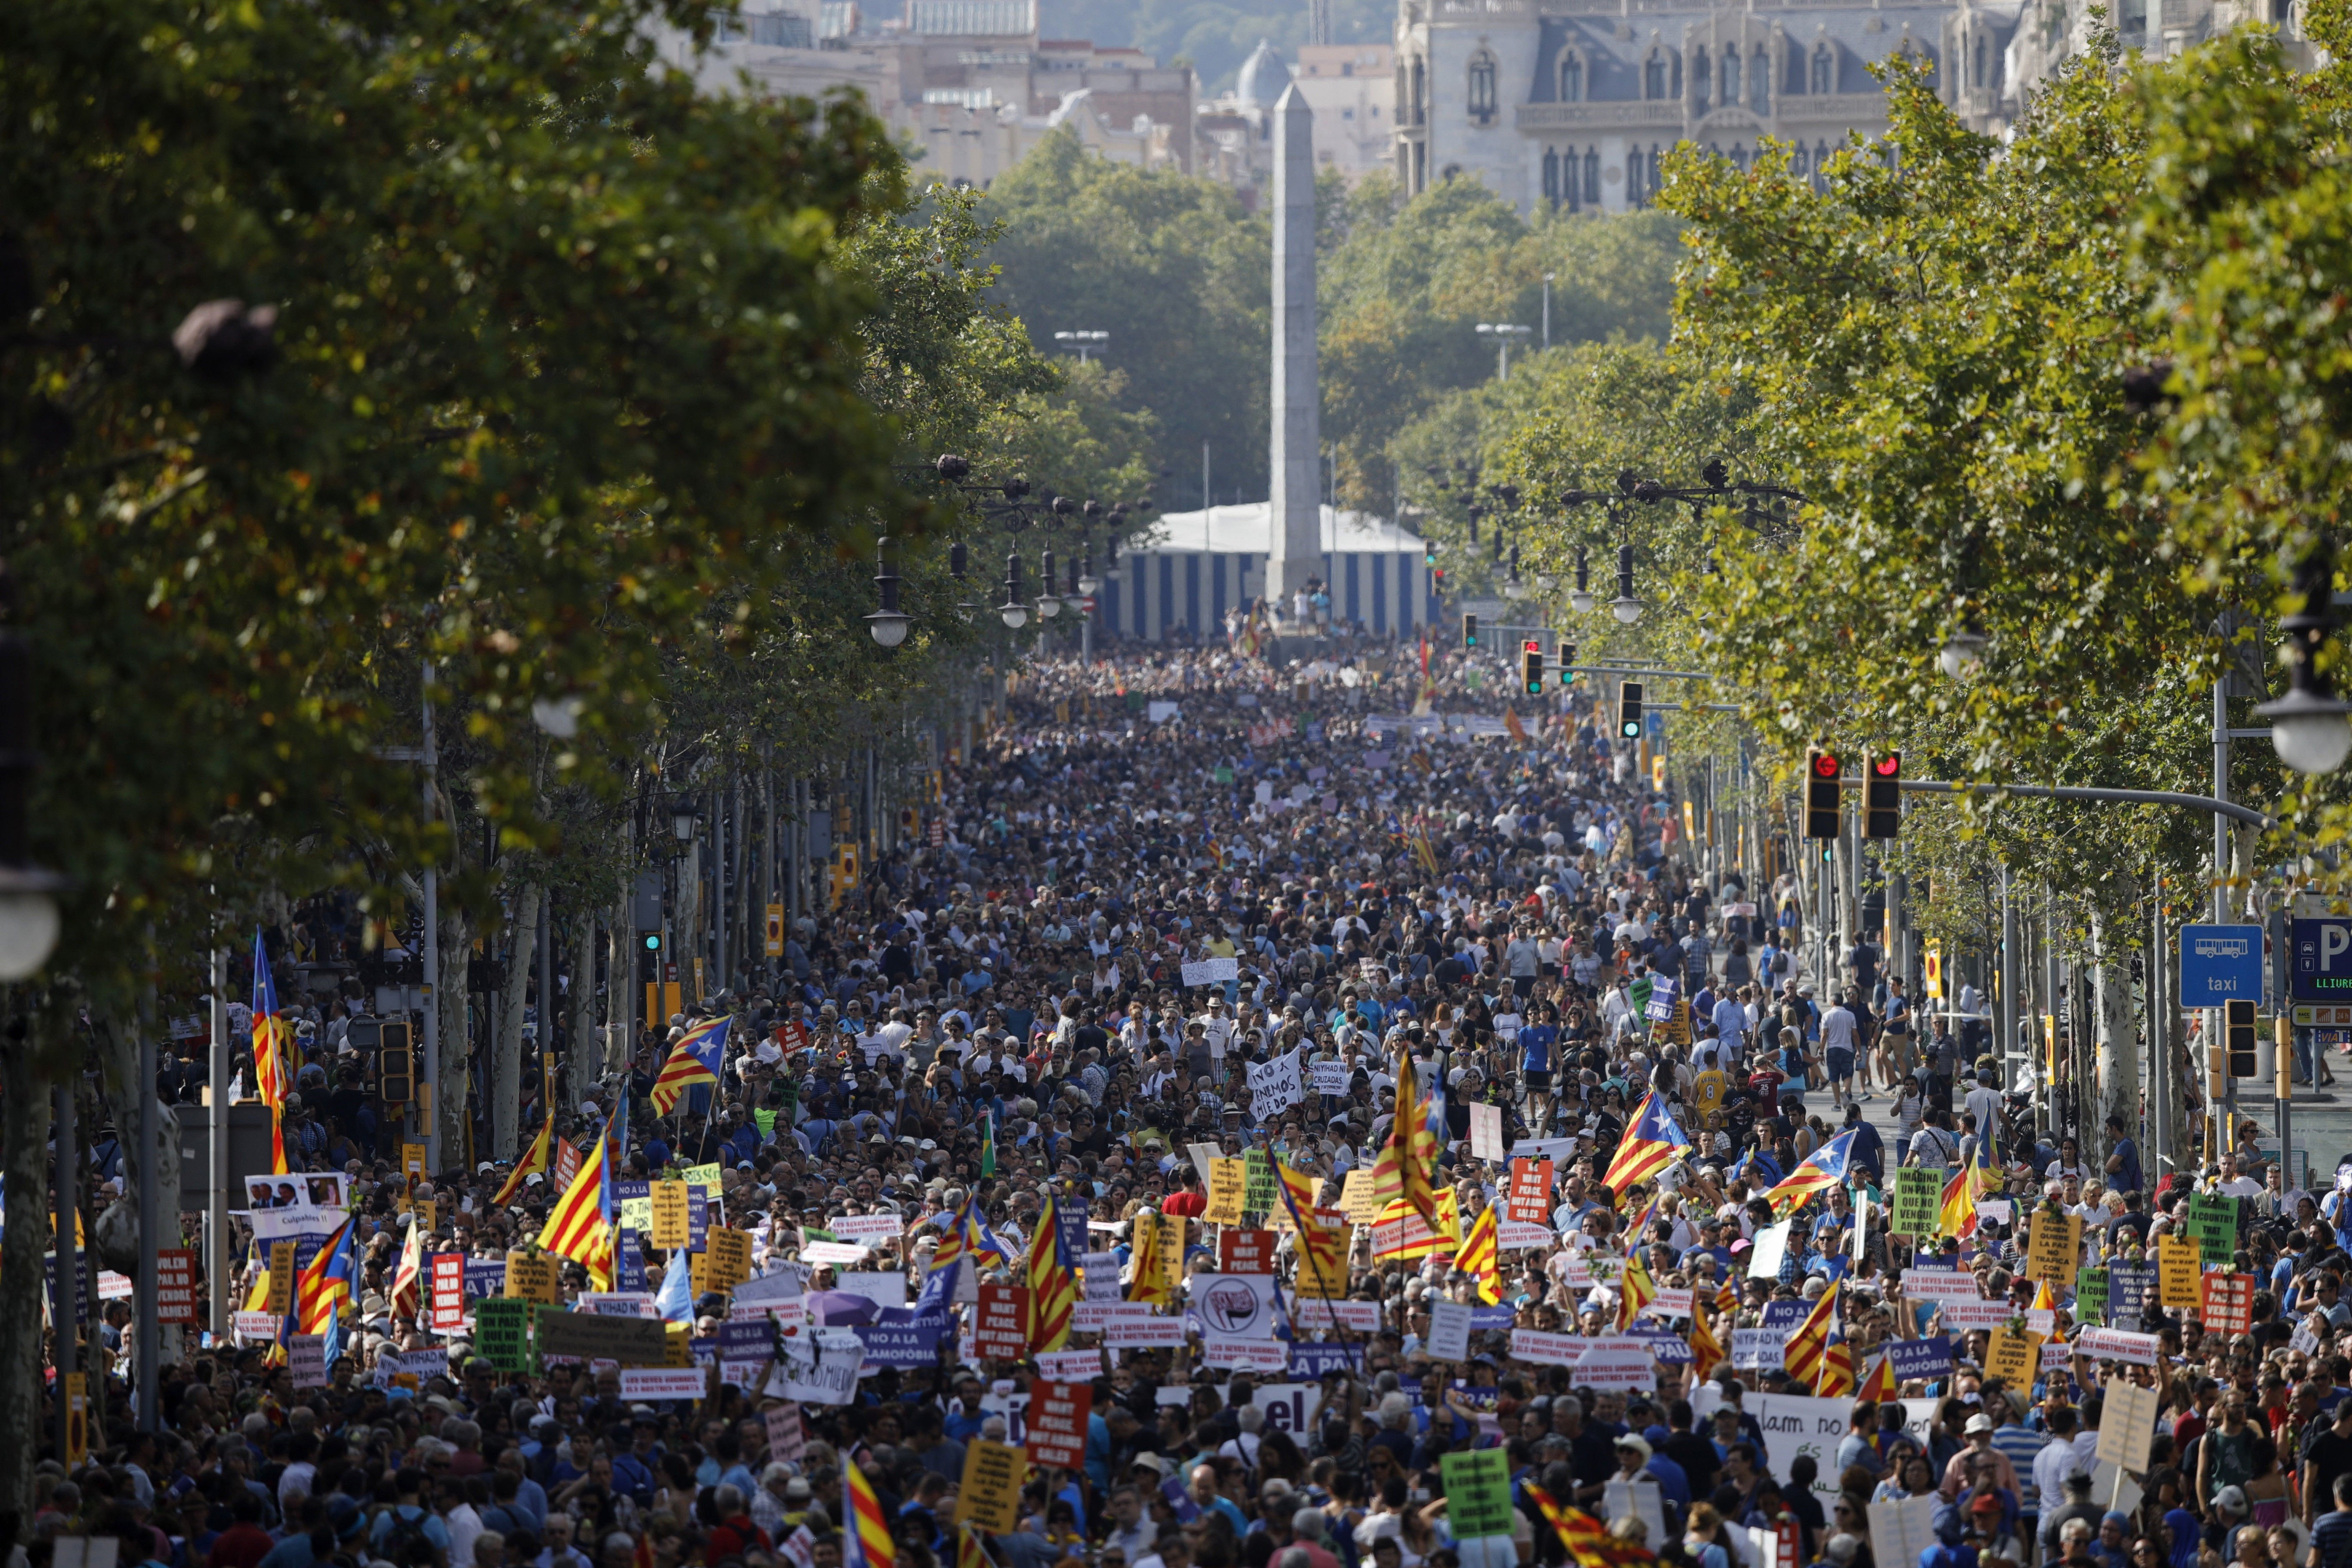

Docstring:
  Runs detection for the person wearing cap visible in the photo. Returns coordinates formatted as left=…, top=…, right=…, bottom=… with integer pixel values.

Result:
left=1942, top=1413, right=2023, bottom=1502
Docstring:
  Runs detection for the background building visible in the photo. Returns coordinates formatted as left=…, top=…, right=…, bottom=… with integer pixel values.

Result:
left=1294, top=43, right=1399, bottom=181
left=655, top=0, right=1198, bottom=188
left=1104, top=504, right=1434, bottom=641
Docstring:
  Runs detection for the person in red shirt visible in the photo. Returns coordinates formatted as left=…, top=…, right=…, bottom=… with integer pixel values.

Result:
left=1161, top=1168, right=1207, bottom=1220
left=208, top=1493, right=275, bottom=1568
left=704, top=1486, right=773, bottom=1560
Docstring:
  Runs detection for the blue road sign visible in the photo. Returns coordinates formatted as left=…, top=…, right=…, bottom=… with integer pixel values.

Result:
left=2293, top=918, right=2352, bottom=1002
left=2180, top=924, right=2264, bottom=1004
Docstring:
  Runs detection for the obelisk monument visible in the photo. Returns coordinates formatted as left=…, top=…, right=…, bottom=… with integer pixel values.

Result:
left=1265, top=81, right=1320, bottom=625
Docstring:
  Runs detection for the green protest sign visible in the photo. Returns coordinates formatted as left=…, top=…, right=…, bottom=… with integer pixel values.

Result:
left=2187, top=1195, right=2237, bottom=1265
left=1243, top=1147, right=1275, bottom=1220
left=2075, top=1267, right=2109, bottom=1322
left=474, top=1297, right=533, bottom=1373
left=1441, top=1449, right=1515, bottom=1540
left=1890, top=1168, right=1943, bottom=1236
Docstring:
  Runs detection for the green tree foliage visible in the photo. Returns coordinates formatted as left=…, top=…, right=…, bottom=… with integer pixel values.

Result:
left=1321, top=174, right=1681, bottom=507
left=981, top=132, right=1270, bottom=509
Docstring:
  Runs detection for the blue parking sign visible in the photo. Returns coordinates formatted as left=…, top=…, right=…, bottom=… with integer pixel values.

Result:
left=2179, top=924, right=2264, bottom=1004
left=2293, top=918, right=2352, bottom=1001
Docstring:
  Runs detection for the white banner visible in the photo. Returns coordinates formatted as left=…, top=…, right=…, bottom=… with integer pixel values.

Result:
left=1248, top=1047, right=1305, bottom=1116
left=799, top=1241, right=874, bottom=1264
left=1105, top=1316, right=1190, bottom=1349
left=1288, top=1297, right=1381, bottom=1332
left=1037, top=1350, right=1106, bottom=1381
left=620, top=1368, right=710, bottom=1400
left=1312, top=1062, right=1350, bottom=1095
left=1075, top=1300, right=1150, bottom=1331
left=1730, top=1328, right=1783, bottom=1369
left=767, top=1327, right=863, bottom=1406
left=1939, top=1299, right=2019, bottom=1329
left=1179, top=958, right=1238, bottom=986
left=828, top=1215, right=904, bottom=1244
left=1568, top=1341, right=1656, bottom=1390
left=1501, top=1218, right=1554, bottom=1250
left=1202, top=1336, right=1289, bottom=1372
left=1426, top=1300, right=1472, bottom=1360
left=1469, top=1104, right=1505, bottom=1161
left=1750, top=1394, right=1850, bottom=1505
left=1190, top=1275, right=1279, bottom=1339
left=2076, top=1327, right=2160, bottom=1366
left=1899, top=1270, right=1984, bottom=1302
left=1509, top=1329, right=1583, bottom=1365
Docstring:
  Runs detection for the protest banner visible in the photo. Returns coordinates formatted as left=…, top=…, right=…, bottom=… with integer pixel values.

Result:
left=956, top=1442, right=1027, bottom=1532
left=1026, top=1380, right=1093, bottom=1467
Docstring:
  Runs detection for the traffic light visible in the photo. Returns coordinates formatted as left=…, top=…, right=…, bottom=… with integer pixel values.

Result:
left=1521, top=640, right=1544, bottom=696
left=379, top=1020, right=415, bottom=1104
left=1865, top=751, right=1902, bottom=839
left=1559, top=641, right=1576, bottom=683
left=1462, top=614, right=1479, bottom=651
left=2226, top=999, right=2259, bottom=1078
left=1616, top=681, right=1643, bottom=739
left=1805, top=747, right=1842, bottom=838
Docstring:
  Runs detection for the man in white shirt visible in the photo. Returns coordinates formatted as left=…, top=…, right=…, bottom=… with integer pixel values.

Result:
left=1963, top=1071, right=2006, bottom=1163
left=1819, top=992, right=1860, bottom=1108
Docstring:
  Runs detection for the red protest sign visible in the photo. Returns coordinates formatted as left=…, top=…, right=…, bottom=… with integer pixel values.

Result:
left=2201, top=1271, right=2254, bottom=1336
left=1219, top=1230, right=1277, bottom=1276
left=1025, top=1379, right=1093, bottom=1468
left=430, top=1253, right=468, bottom=1332
left=975, top=1283, right=1030, bottom=1360
left=1507, top=1158, right=1553, bottom=1225
left=155, top=1249, right=199, bottom=1323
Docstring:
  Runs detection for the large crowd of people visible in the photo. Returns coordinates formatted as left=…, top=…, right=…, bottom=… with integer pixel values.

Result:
left=44, top=642, right=2352, bottom=1568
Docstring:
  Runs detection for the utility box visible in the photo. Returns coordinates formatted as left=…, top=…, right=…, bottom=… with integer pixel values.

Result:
left=175, top=1103, right=280, bottom=1208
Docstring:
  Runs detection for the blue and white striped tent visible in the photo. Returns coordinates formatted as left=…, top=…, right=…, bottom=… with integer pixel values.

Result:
left=1101, top=504, right=1437, bottom=641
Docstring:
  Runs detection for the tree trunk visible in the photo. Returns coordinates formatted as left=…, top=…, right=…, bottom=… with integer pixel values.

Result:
left=493, top=882, right=540, bottom=1158
left=568, top=907, right=596, bottom=1115
left=0, top=1034, right=53, bottom=1543
left=2091, top=902, right=2138, bottom=1165
left=438, top=904, right=472, bottom=1165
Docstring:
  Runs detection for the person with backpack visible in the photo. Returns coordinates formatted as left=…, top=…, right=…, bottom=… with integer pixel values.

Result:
left=368, top=1471, right=451, bottom=1568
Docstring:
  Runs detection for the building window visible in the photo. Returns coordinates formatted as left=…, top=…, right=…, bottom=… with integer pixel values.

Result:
left=1467, top=51, right=1498, bottom=124
left=1752, top=47, right=1770, bottom=111
left=1692, top=46, right=1710, bottom=110
left=1543, top=146, right=1561, bottom=204
left=1792, top=143, right=1810, bottom=176
left=1628, top=146, right=1646, bottom=205
left=1972, top=33, right=1987, bottom=83
left=1644, top=51, right=1668, bottom=99
left=1811, top=43, right=1833, bottom=93
left=1412, top=58, right=1425, bottom=124
left=1720, top=49, right=1740, bottom=108
left=1583, top=146, right=1601, bottom=204
left=1561, top=51, right=1584, bottom=102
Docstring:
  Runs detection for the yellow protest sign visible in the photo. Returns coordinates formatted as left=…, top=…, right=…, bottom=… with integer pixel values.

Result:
left=1341, top=1169, right=1382, bottom=1223
left=2157, top=1233, right=2202, bottom=1309
left=1985, top=1326, right=2040, bottom=1385
left=265, top=1242, right=296, bottom=1315
left=706, top=1229, right=751, bottom=1291
left=402, top=1143, right=427, bottom=1189
left=956, top=1440, right=1028, bottom=1532
left=1292, top=1214, right=1351, bottom=1297
left=505, top=1249, right=560, bottom=1304
left=664, top=1322, right=694, bottom=1367
left=650, top=1181, right=690, bottom=1249
left=1204, top=1159, right=1247, bottom=1226
left=2025, top=1212, right=2083, bottom=1288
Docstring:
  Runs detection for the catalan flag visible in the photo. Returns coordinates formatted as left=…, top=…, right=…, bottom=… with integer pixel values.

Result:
left=493, top=1116, right=553, bottom=1206
left=1859, top=1348, right=1898, bottom=1401
left=1526, top=1486, right=1661, bottom=1568
left=1813, top=1336, right=1855, bottom=1398
left=1600, top=1092, right=1691, bottom=1201
left=288, top=1213, right=358, bottom=1368
left=389, top=1210, right=426, bottom=1320
left=1027, top=1193, right=1078, bottom=1352
left=1689, top=1303, right=1725, bottom=1381
left=1371, top=1047, right=1442, bottom=1225
left=1615, top=1246, right=1655, bottom=1330
left=1782, top=1286, right=1838, bottom=1389
left=649, top=1015, right=730, bottom=1115
left=957, top=1527, right=998, bottom=1568
left=1504, top=707, right=1528, bottom=743
left=844, top=1460, right=895, bottom=1568
left=1761, top=1128, right=1862, bottom=1215
left=251, top=931, right=293, bottom=1175
left=1125, top=1209, right=1180, bottom=1308
left=1456, top=1201, right=1502, bottom=1304
left=537, top=1103, right=619, bottom=1290
left=918, top=1193, right=1017, bottom=1313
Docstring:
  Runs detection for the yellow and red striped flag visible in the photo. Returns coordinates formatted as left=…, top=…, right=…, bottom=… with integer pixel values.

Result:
left=1859, top=1349, right=1898, bottom=1401
left=1369, top=1048, right=1442, bottom=1225
left=536, top=1108, right=615, bottom=1290
left=1027, top=1194, right=1078, bottom=1352
left=1689, top=1303, right=1725, bottom=1382
left=493, top=1117, right=553, bottom=1206
left=1813, top=1338, right=1855, bottom=1398
left=1782, top=1288, right=1837, bottom=1388
left=844, top=1460, right=896, bottom=1568
left=389, top=1212, right=426, bottom=1320
left=1456, top=1202, right=1501, bottom=1304
left=1614, top=1247, right=1655, bottom=1330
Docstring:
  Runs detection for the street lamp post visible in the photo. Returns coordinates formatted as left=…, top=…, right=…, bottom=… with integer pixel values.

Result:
left=1475, top=322, right=1534, bottom=378
left=1052, top=330, right=1110, bottom=364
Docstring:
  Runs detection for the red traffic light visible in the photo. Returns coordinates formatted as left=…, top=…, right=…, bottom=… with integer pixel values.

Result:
left=1873, top=754, right=1900, bottom=777
left=1812, top=751, right=1840, bottom=778
left=1524, top=640, right=1541, bottom=653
